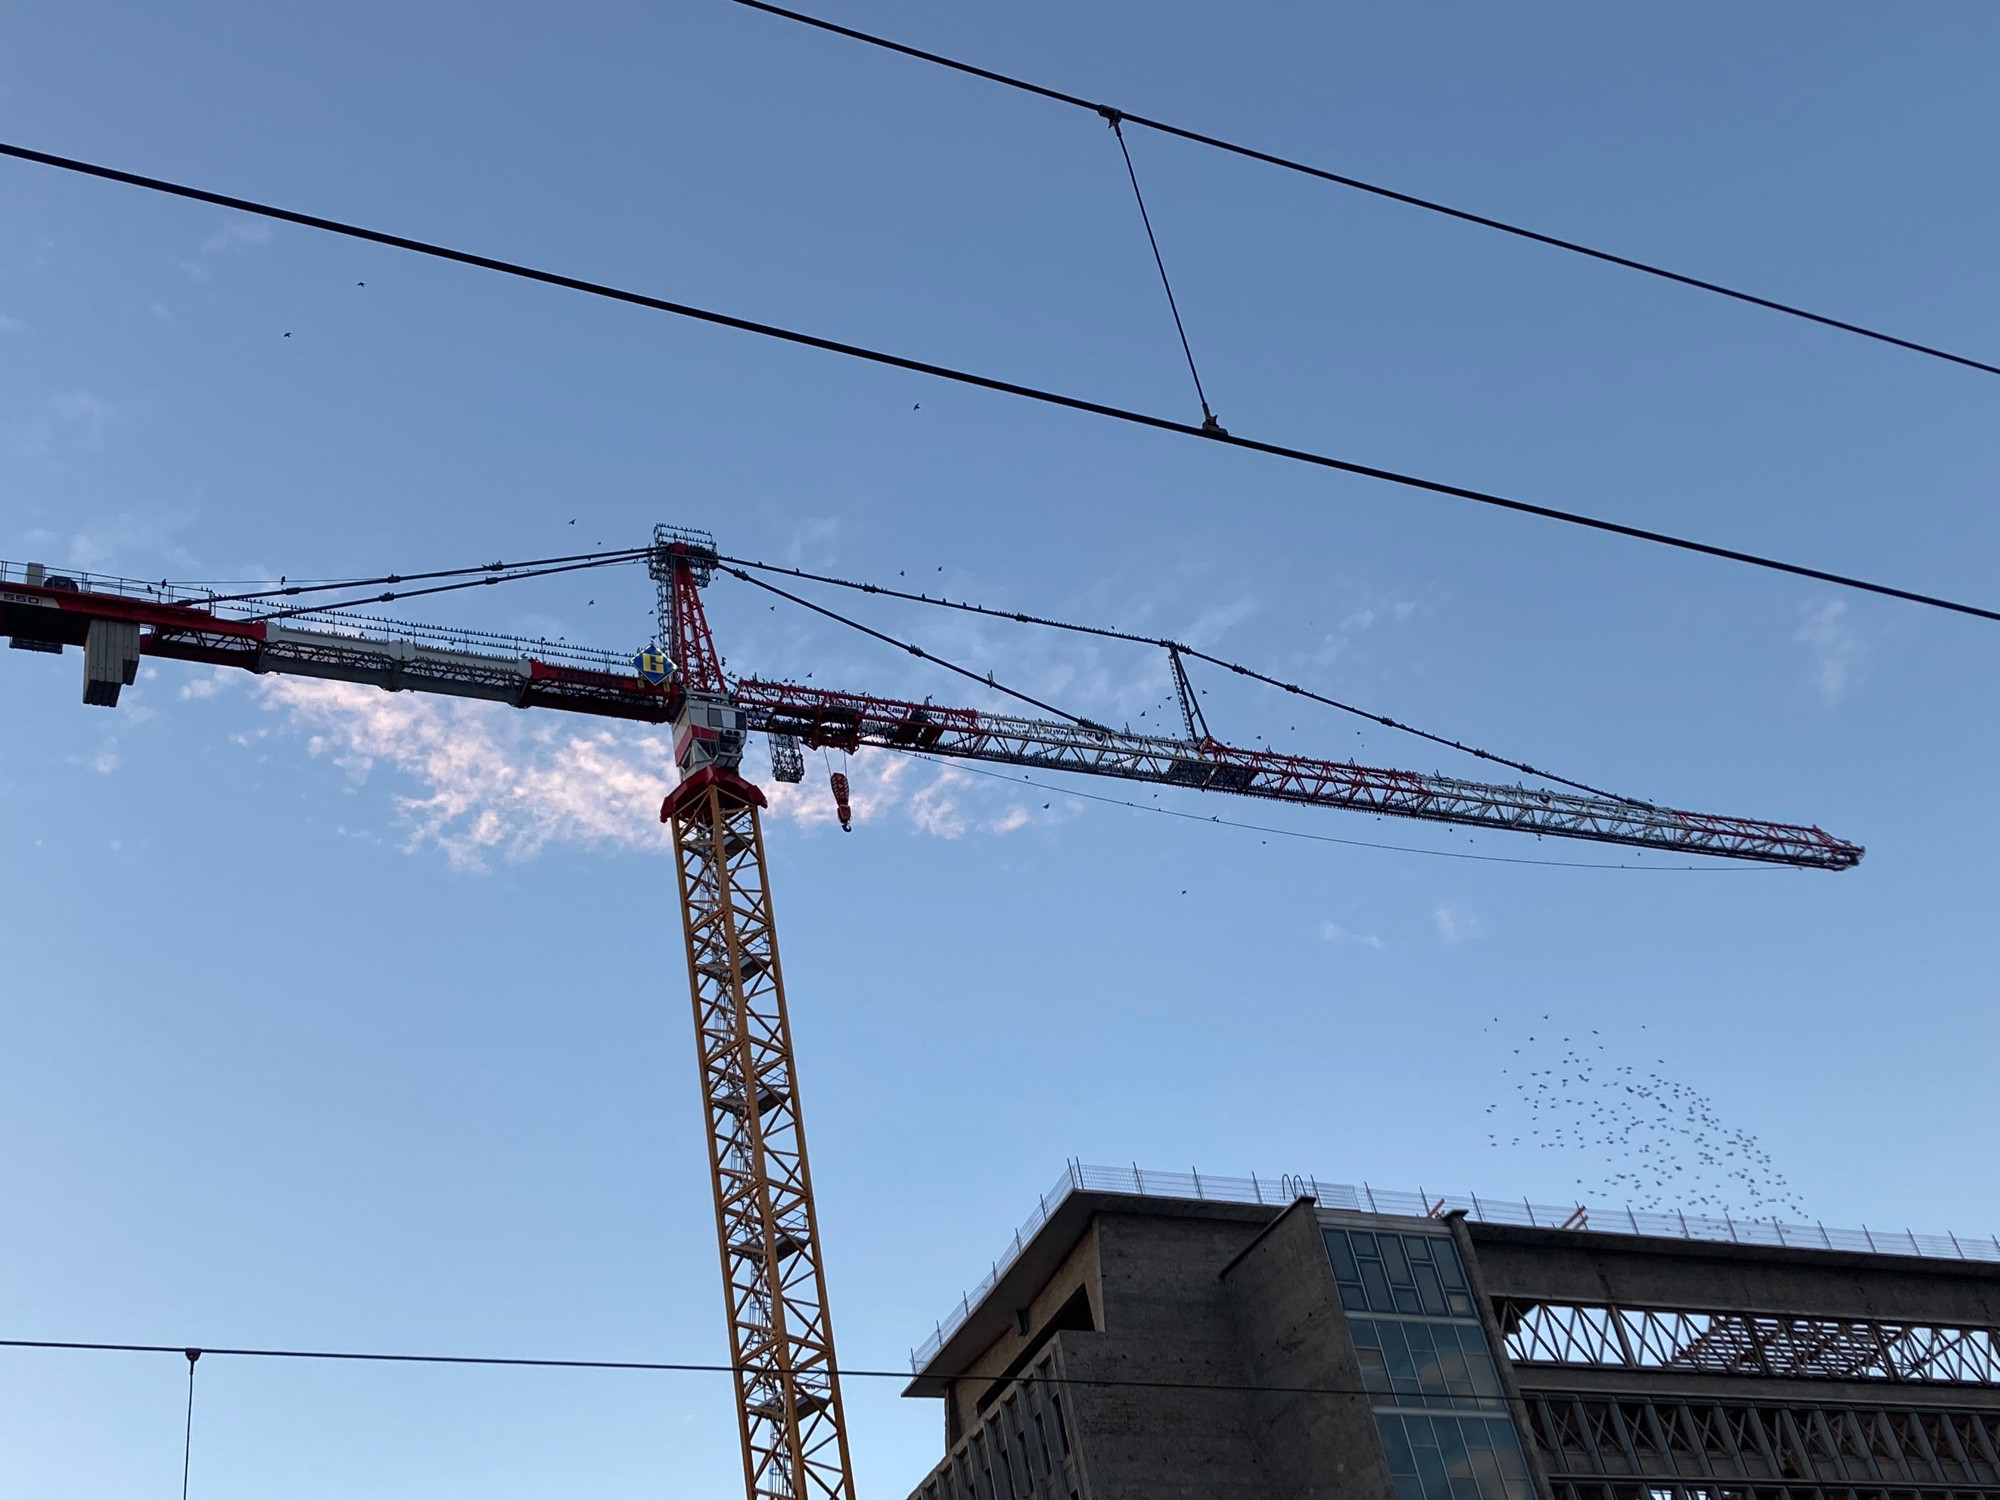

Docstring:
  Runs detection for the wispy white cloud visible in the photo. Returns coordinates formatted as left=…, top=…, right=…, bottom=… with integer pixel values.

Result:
left=1433, top=903, right=1483, bottom=944
left=181, top=220, right=275, bottom=279
left=20, top=504, right=203, bottom=574
left=199, top=221, right=274, bottom=257
left=249, top=683, right=1051, bottom=868
left=8, top=391, right=115, bottom=462
left=260, top=678, right=676, bottom=871
left=1793, top=600, right=1865, bottom=706
left=1319, top=921, right=1384, bottom=949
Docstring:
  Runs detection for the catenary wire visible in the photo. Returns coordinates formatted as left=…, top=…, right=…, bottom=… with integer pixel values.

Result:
left=715, top=553, right=1649, bottom=804
left=911, top=755, right=1769, bottom=872
left=6, top=140, right=1996, bottom=625
left=724, top=566, right=1110, bottom=729
left=1103, top=110, right=1217, bottom=428
left=725, top=0, right=2000, bottom=379
left=180, top=1349, right=198, bottom=1500
left=5, top=140, right=1995, bottom=628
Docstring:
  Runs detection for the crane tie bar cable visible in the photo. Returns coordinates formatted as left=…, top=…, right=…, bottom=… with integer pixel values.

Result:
left=715, top=553, right=1649, bottom=804
left=5, top=137, right=1996, bottom=625
left=723, top=566, right=1109, bottom=731
left=241, top=552, right=651, bottom=624
left=727, top=0, right=2000, bottom=379
left=183, top=544, right=654, bottom=608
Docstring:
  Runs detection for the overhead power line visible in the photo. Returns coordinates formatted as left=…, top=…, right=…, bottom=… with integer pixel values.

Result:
left=727, top=0, right=2000, bottom=379
left=0, top=1332, right=1479, bottom=1401
left=4, top=138, right=1997, bottom=625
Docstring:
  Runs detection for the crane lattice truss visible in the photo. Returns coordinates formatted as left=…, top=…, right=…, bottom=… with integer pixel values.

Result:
left=0, top=531, right=1862, bottom=1500
left=671, top=767, right=852, bottom=1500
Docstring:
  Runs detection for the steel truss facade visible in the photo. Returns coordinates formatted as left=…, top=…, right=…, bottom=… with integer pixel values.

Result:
left=1503, top=1304, right=2000, bottom=1387
left=1523, top=1394, right=2000, bottom=1499
left=668, top=772, right=853, bottom=1500
left=732, top=681, right=1862, bottom=869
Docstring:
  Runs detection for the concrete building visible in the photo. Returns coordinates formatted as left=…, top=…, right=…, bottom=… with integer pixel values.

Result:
left=900, top=1165, right=2000, bottom=1500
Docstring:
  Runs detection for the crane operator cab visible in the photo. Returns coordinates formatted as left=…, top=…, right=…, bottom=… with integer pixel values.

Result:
left=674, top=691, right=748, bottom=775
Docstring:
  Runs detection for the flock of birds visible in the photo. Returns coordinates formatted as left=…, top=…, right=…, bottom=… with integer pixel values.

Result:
left=1485, top=1018, right=1804, bottom=1218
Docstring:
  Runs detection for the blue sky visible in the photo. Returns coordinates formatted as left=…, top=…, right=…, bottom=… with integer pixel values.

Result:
left=2, top=1, right=1995, bottom=1493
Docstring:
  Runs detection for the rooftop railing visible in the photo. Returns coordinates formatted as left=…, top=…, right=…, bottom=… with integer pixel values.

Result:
left=909, top=1161, right=2000, bottom=1373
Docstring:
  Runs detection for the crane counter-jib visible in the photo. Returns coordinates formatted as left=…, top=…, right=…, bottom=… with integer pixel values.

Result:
left=0, top=568, right=674, bottom=722
left=0, top=566, right=1861, bottom=870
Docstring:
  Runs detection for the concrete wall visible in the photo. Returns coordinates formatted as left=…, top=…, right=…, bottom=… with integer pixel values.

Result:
left=1056, top=1208, right=1280, bottom=1498
left=1221, top=1199, right=1400, bottom=1500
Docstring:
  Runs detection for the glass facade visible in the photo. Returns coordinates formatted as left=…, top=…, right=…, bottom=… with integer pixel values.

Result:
left=1325, top=1226, right=1535, bottom=1500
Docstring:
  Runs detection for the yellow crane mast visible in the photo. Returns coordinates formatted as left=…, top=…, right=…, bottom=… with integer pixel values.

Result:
left=656, top=532, right=855, bottom=1500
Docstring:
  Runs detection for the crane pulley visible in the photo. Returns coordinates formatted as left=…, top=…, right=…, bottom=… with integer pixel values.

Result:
left=0, top=527, right=1863, bottom=1500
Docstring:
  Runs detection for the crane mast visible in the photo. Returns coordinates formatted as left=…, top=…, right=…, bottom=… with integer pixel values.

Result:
left=654, top=530, right=856, bottom=1500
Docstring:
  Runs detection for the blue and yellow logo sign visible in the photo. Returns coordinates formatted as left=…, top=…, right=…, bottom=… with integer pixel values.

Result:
left=633, top=647, right=677, bottom=687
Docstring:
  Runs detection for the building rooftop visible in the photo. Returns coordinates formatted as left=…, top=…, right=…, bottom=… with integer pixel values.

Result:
left=911, top=1161, right=2000, bottom=1377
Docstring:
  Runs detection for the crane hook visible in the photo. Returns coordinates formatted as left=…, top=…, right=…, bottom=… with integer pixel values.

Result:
left=829, top=771, right=852, bottom=833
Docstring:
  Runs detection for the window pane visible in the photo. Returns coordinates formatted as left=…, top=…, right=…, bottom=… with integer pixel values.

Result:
left=1381, top=1323, right=1421, bottom=1395
left=1340, top=1282, right=1370, bottom=1312
left=1324, top=1230, right=1361, bottom=1283
left=1361, top=1258, right=1396, bottom=1313
left=1357, top=1347, right=1392, bottom=1395
left=1436, top=1417, right=1478, bottom=1500
left=1435, top=1340, right=1476, bottom=1399
left=1468, top=1441, right=1509, bottom=1500
left=1414, top=1262, right=1451, bottom=1317
left=1431, top=1236, right=1470, bottom=1290
left=1377, top=1414, right=1418, bottom=1476
left=1380, top=1234, right=1415, bottom=1289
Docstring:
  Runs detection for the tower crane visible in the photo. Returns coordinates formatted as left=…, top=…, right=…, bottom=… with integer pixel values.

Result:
left=0, top=526, right=1861, bottom=1500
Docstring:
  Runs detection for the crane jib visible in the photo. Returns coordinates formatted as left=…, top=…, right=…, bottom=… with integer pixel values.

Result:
left=0, top=571, right=1861, bottom=870
left=729, top=679, right=1863, bottom=871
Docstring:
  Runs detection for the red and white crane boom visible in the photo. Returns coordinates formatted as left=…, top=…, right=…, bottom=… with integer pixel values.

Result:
left=2, top=551, right=1864, bottom=871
